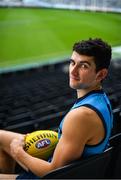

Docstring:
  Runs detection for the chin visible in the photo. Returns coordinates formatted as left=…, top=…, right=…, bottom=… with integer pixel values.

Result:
left=69, top=82, right=89, bottom=90
left=69, top=83, right=79, bottom=90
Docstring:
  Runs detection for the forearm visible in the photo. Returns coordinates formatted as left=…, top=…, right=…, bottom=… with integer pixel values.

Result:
left=16, top=148, right=52, bottom=177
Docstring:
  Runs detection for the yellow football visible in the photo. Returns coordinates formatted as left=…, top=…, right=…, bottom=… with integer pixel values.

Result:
left=24, top=130, right=58, bottom=160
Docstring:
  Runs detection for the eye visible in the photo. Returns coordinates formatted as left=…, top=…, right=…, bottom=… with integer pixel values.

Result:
left=80, top=63, right=89, bottom=69
left=70, top=59, right=75, bottom=66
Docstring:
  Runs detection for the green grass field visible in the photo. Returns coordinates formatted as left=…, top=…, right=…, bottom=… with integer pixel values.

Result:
left=0, top=7, right=121, bottom=70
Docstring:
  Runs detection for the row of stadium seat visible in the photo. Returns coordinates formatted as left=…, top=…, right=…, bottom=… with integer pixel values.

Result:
left=0, top=60, right=121, bottom=135
left=0, top=61, right=76, bottom=133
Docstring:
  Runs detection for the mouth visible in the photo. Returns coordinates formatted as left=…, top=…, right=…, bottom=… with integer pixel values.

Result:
left=70, top=75, right=80, bottom=81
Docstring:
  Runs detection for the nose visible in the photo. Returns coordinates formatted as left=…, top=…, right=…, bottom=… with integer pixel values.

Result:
left=71, top=64, right=78, bottom=76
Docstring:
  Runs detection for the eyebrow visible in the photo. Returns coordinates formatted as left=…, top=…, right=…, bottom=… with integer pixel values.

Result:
left=70, top=59, right=91, bottom=66
left=79, top=61, right=91, bottom=66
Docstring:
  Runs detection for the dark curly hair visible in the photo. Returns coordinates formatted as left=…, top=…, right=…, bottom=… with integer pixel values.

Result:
left=73, top=38, right=112, bottom=72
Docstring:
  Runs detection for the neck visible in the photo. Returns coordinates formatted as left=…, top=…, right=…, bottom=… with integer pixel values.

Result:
left=77, top=84, right=102, bottom=98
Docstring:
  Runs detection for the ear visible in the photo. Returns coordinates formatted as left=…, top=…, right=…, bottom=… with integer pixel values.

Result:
left=96, top=69, right=108, bottom=82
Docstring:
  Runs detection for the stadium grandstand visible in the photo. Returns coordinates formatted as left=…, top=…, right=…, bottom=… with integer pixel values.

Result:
left=1, top=0, right=121, bottom=12
left=0, top=0, right=121, bottom=178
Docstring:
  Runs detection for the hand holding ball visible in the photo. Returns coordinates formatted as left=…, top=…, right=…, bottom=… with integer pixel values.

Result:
left=24, top=130, right=58, bottom=160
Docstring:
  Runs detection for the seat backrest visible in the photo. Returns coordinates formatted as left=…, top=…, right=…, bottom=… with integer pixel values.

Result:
left=42, top=147, right=113, bottom=179
left=109, top=133, right=121, bottom=178
left=110, top=132, right=121, bottom=146
left=111, top=108, right=121, bottom=135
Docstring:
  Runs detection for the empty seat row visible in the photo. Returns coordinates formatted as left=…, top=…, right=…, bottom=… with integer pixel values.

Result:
left=0, top=60, right=121, bottom=135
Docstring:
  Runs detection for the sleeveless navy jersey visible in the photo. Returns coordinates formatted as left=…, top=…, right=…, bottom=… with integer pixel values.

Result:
left=58, top=90, right=113, bottom=157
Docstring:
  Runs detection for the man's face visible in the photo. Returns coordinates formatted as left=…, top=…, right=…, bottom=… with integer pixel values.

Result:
left=69, top=51, right=99, bottom=90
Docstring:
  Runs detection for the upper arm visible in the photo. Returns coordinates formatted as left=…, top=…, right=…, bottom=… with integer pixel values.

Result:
left=51, top=107, right=94, bottom=169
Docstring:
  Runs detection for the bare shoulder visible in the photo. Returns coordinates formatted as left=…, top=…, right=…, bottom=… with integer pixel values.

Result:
left=64, top=106, right=100, bottom=127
